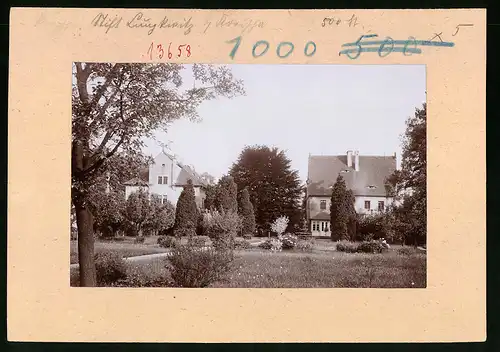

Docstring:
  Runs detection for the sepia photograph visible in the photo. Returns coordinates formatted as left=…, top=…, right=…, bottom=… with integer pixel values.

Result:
left=71, top=63, right=427, bottom=288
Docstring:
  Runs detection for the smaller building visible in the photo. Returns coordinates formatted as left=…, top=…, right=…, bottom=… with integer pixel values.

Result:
left=306, top=150, right=397, bottom=237
left=123, top=149, right=207, bottom=208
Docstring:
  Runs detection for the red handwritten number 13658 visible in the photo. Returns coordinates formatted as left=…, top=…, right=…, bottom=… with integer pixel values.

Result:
left=146, top=42, right=191, bottom=60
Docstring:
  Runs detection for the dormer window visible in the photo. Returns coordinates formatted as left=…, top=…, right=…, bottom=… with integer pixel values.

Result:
left=340, top=169, right=350, bottom=173
left=366, top=185, right=377, bottom=189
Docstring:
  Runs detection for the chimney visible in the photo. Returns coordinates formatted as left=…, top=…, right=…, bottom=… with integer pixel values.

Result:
left=347, top=150, right=353, bottom=168
left=354, top=151, right=359, bottom=171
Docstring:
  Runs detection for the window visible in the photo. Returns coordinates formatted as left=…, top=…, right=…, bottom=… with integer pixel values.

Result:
left=162, top=195, right=168, bottom=204
left=378, top=201, right=385, bottom=211
left=321, top=222, right=325, bottom=231
left=364, top=200, right=371, bottom=210
left=325, top=222, right=329, bottom=232
left=320, top=200, right=327, bottom=210
left=312, top=222, right=319, bottom=231
left=157, top=175, right=168, bottom=185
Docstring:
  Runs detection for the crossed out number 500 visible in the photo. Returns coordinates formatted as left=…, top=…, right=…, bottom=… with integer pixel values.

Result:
left=227, top=36, right=317, bottom=59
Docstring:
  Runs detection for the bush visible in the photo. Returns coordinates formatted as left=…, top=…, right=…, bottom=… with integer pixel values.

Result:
left=397, top=247, right=416, bottom=255
left=281, top=233, right=298, bottom=250
left=167, top=244, right=233, bottom=287
left=94, top=251, right=127, bottom=286
left=134, top=236, right=145, bottom=244
left=357, top=214, right=386, bottom=241
left=157, top=235, right=178, bottom=248
left=357, top=240, right=388, bottom=254
left=336, top=241, right=358, bottom=253
left=188, top=235, right=210, bottom=248
left=259, top=238, right=282, bottom=251
left=234, top=238, right=251, bottom=250
left=174, top=227, right=196, bottom=238
left=201, top=210, right=241, bottom=250
left=296, top=239, right=314, bottom=252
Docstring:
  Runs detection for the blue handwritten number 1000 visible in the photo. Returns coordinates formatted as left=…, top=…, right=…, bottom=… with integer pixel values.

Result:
left=227, top=36, right=317, bottom=59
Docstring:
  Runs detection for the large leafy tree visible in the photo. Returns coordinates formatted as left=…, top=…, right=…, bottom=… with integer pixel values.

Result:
left=386, top=103, right=427, bottom=246
left=229, top=145, right=303, bottom=232
left=72, top=63, right=244, bottom=286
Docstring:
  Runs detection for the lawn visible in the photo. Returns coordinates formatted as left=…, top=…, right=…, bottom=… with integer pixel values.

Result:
left=70, top=237, right=168, bottom=264
left=70, top=241, right=426, bottom=288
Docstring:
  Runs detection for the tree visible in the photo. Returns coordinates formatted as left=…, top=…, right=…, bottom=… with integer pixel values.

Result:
left=144, top=195, right=175, bottom=236
left=238, top=187, right=256, bottom=236
left=203, top=184, right=218, bottom=211
left=92, top=189, right=126, bottom=237
left=229, top=145, right=303, bottom=232
left=330, top=175, right=351, bottom=241
left=214, top=175, right=238, bottom=213
left=124, top=188, right=151, bottom=237
left=173, top=179, right=199, bottom=237
left=72, top=63, right=244, bottom=286
left=386, top=103, right=427, bottom=246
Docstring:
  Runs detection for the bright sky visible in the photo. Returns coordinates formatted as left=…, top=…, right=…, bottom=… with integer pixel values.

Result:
left=143, top=64, right=426, bottom=183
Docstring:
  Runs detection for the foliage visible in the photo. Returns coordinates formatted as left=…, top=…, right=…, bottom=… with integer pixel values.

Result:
left=397, top=247, right=417, bottom=255
left=330, top=175, right=355, bottom=241
left=229, top=145, right=303, bottom=231
left=280, top=233, right=298, bottom=250
left=214, top=175, right=238, bottom=213
left=238, top=187, right=256, bottom=236
left=259, top=238, right=283, bottom=252
left=90, top=189, right=126, bottom=237
left=94, top=251, right=127, bottom=286
left=296, top=239, right=314, bottom=252
left=201, top=209, right=241, bottom=250
left=356, top=214, right=386, bottom=241
left=124, top=188, right=151, bottom=236
left=336, top=241, right=359, bottom=253
left=203, top=184, right=218, bottom=211
left=167, top=243, right=234, bottom=287
left=188, top=236, right=210, bottom=248
left=271, top=216, right=289, bottom=237
left=173, top=179, right=199, bottom=236
left=357, top=240, right=388, bottom=254
left=242, top=233, right=253, bottom=240
left=144, top=195, right=175, bottom=236
left=72, top=62, right=244, bottom=286
left=234, top=238, right=252, bottom=250
left=134, top=236, right=145, bottom=244
left=386, top=103, right=427, bottom=246
left=157, top=235, right=178, bottom=248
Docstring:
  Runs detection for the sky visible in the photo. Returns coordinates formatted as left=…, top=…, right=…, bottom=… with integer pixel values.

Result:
left=143, top=64, right=426, bottom=183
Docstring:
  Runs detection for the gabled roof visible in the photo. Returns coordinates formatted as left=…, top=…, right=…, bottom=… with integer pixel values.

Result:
left=123, top=177, right=149, bottom=187
left=307, top=154, right=396, bottom=197
left=174, top=164, right=207, bottom=187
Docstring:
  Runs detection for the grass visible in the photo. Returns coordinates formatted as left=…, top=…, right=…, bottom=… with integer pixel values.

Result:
left=71, top=247, right=426, bottom=288
left=70, top=237, right=168, bottom=264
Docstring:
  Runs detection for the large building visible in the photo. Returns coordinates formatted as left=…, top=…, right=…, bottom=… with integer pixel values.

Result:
left=306, top=150, right=397, bottom=236
left=123, top=149, right=207, bottom=208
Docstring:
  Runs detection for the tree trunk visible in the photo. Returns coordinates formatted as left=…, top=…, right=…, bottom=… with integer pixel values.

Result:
left=75, top=201, right=97, bottom=287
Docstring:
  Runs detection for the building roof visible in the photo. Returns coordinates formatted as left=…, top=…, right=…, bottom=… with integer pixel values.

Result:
left=174, top=164, right=207, bottom=187
left=123, top=177, right=149, bottom=187
left=307, top=154, right=396, bottom=197
left=310, top=211, right=331, bottom=221
left=123, top=152, right=207, bottom=188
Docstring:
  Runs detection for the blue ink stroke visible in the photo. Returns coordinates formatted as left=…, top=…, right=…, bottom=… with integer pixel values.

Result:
left=339, top=34, right=455, bottom=59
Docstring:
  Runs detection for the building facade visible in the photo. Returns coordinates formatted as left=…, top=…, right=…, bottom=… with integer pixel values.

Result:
left=306, top=150, right=397, bottom=237
left=124, top=150, right=207, bottom=208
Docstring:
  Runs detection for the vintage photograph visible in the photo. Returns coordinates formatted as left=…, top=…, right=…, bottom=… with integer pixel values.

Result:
left=71, top=63, right=427, bottom=288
